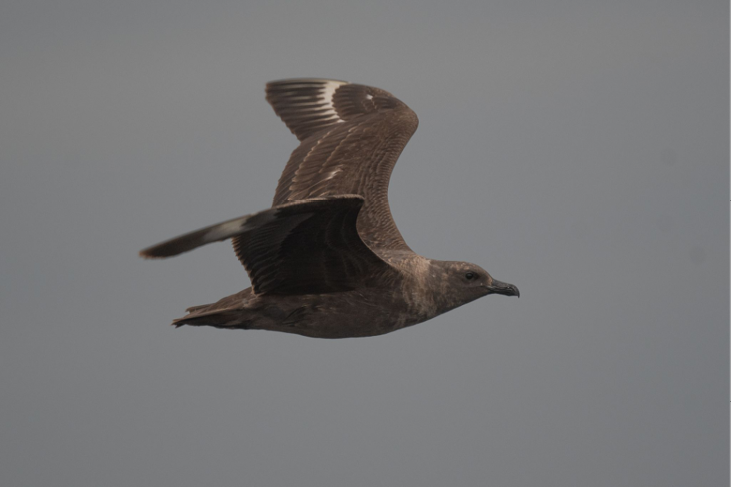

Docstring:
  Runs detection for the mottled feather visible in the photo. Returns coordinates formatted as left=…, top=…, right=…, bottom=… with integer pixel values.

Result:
left=263, top=78, right=419, bottom=254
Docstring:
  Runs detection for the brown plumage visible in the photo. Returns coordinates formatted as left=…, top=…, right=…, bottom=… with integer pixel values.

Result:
left=140, top=78, right=518, bottom=338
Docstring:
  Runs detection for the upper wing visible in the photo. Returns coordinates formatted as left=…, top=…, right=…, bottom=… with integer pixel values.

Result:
left=139, top=196, right=397, bottom=295
left=266, top=79, right=419, bottom=254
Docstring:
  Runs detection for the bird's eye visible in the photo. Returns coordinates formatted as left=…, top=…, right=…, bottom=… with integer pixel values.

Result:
left=465, top=272, right=477, bottom=280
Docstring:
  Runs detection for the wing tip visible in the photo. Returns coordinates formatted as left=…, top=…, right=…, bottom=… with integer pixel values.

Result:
left=139, top=246, right=174, bottom=259
left=138, top=248, right=158, bottom=259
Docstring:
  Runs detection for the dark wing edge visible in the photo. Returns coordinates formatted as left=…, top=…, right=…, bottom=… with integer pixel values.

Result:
left=137, top=202, right=299, bottom=260
left=265, top=78, right=417, bottom=143
left=140, top=196, right=396, bottom=295
left=266, top=78, right=349, bottom=142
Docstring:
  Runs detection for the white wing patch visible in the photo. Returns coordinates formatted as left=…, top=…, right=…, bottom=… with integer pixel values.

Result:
left=204, top=220, right=245, bottom=243
left=320, top=80, right=347, bottom=122
left=203, top=211, right=278, bottom=243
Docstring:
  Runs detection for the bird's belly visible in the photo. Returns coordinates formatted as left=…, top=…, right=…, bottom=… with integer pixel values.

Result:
left=257, top=288, right=429, bottom=339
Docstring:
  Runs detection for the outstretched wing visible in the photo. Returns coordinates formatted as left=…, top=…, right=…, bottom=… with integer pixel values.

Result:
left=140, top=196, right=397, bottom=295
left=265, top=78, right=419, bottom=254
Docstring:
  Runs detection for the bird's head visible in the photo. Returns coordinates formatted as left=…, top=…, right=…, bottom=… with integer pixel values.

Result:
left=431, top=260, right=519, bottom=312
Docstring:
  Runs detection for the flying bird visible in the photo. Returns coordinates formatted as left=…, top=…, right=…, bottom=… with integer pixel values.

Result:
left=140, top=78, right=518, bottom=338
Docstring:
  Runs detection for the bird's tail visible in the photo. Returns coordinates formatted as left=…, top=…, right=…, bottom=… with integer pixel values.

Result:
left=168, top=288, right=255, bottom=329
left=172, top=306, right=250, bottom=329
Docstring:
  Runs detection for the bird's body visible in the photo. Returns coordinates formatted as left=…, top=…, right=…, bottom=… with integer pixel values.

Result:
left=175, top=271, right=412, bottom=339
left=172, top=254, right=501, bottom=338
left=141, top=79, right=518, bottom=338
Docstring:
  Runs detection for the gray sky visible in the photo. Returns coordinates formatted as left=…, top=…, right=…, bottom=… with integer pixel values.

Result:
left=0, top=1, right=728, bottom=486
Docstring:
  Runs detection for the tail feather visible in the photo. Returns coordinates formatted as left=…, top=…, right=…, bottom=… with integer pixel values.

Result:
left=172, top=308, right=249, bottom=329
left=184, top=303, right=213, bottom=314
left=171, top=288, right=255, bottom=329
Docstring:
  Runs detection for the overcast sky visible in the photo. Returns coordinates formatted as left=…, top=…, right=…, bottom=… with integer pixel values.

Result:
left=0, top=1, right=728, bottom=486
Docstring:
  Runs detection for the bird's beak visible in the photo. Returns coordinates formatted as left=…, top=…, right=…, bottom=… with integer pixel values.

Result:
left=485, top=279, right=520, bottom=297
